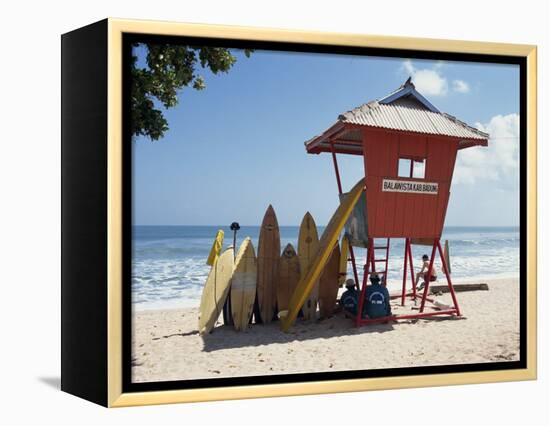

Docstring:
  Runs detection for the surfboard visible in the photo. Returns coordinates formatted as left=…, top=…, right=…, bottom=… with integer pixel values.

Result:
left=319, top=243, right=340, bottom=319
left=298, top=212, right=320, bottom=320
left=443, top=239, right=451, bottom=274
left=198, top=247, right=234, bottom=335
left=339, top=234, right=350, bottom=286
left=206, top=229, right=224, bottom=266
left=231, top=238, right=257, bottom=331
left=281, top=180, right=365, bottom=331
left=277, top=243, right=300, bottom=316
left=257, top=205, right=281, bottom=323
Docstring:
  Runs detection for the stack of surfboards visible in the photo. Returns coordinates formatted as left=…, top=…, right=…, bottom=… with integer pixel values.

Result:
left=281, top=180, right=365, bottom=331
left=255, top=208, right=341, bottom=323
left=257, top=208, right=341, bottom=323
left=199, top=232, right=258, bottom=334
left=198, top=230, right=234, bottom=335
left=199, top=205, right=345, bottom=334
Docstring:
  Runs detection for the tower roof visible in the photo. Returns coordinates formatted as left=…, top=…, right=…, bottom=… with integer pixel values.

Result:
left=305, top=78, right=489, bottom=155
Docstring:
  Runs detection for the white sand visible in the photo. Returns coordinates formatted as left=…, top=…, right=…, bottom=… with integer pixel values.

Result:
left=131, top=278, right=519, bottom=383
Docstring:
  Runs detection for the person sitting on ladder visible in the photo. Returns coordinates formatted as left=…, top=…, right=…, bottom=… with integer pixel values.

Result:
left=363, top=274, right=391, bottom=319
left=416, top=254, right=438, bottom=290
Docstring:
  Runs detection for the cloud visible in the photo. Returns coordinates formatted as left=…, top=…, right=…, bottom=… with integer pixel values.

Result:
left=452, top=79, right=470, bottom=93
left=403, top=60, right=448, bottom=96
left=402, top=61, right=471, bottom=96
left=453, top=113, right=519, bottom=186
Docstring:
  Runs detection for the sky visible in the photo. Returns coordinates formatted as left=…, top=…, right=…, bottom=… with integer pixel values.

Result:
left=132, top=46, right=520, bottom=226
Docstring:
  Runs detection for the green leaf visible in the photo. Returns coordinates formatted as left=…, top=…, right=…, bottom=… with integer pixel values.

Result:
left=131, top=44, right=252, bottom=141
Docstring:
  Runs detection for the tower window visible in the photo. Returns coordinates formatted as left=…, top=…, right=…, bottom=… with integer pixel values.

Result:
left=397, top=158, right=426, bottom=179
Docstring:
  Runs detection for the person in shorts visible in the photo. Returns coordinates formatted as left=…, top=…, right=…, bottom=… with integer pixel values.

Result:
left=416, top=254, right=437, bottom=290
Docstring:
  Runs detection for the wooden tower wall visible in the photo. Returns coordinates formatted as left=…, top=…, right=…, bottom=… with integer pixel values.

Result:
left=362, top=128, right=459, bottom=238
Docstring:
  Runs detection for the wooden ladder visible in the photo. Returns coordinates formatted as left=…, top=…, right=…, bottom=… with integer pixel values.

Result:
left=355, top=237, right=390, bottom=326
left=371, top=238, right=390, bottom=286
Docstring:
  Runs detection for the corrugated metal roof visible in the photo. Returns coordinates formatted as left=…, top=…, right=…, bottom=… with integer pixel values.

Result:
left=305, top=79, right=489, bottom=156
left=339, top=98, right=489, bottom=140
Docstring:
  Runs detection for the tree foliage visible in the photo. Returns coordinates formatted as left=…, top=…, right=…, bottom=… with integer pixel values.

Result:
left=131, top=43, right=252, bottom=141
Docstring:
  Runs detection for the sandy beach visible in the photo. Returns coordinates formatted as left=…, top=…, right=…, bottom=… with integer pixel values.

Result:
left=131, top=277, right=519, bottom=383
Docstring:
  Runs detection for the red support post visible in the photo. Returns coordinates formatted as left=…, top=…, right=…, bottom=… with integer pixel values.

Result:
left=401, top=238, right=408, bottom=306
left=437, top=240, right=461, bottom=316
left=383, top=238, right=390, bottom=287
left=356, top=238, right=373, bottom=327
left=408, top=240, right=415, bottom=299
left=329, top=140, right=361, bottom=292
left=419, top=239, right=438, bottom=312
left=329, top=140, right=362, bottom=292
left=348, top=244, right=361, bottom=291
left=330, top=141, right=343, bottom=195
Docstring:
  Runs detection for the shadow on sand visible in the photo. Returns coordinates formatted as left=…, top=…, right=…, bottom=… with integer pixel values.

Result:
left=197, top=308, right=466, bottom=352
left=199, top=313, right=395, bottom=352
left=149, top=305, right=465, bottom=353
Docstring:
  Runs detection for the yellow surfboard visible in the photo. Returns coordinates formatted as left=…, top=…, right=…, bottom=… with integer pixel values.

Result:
left=298, top=212, right=320, bottom=320
left=281, top=180, right=365, bottom=331
left=231, top=238, right=257, bottom=331
left=339, top=234, right=350, bottom=286
left=206, top=230, right=224, bottom=266
left=198, top=247, right=234, bottom=335
left=318, top=243, right=340, bottom=319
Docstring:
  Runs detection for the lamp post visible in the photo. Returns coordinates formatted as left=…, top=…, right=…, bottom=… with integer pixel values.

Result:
left=223, top=222, right=240, bottom=326
left=230, top=222, right=240, bottom=260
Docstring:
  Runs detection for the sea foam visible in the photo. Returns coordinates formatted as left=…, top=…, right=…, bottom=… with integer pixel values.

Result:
left=132, top=226, right=519, bottom=311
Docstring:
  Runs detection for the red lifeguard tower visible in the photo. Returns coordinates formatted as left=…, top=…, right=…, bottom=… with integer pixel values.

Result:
left=305, top=78, right=489, bottom=325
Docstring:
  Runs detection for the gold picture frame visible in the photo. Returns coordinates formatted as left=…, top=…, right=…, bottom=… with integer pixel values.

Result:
left=61, top=17, right=537, bottom=407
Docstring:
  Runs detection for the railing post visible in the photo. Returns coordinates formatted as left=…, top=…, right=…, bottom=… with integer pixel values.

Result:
left=401, top=238, right=408, bottom=306
left=419, top=239, right=438, bottom=312
left=408, top=240, right=415, bottom=299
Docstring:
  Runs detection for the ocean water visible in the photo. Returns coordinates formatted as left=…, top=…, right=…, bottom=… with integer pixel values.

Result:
left=132, top=226, right=520, bottom=311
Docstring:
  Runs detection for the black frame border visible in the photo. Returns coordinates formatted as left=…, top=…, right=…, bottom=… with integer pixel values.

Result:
left=122, top=33, right=528, bottom=394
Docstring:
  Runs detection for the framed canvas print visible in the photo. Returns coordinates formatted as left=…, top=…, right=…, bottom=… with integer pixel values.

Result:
left=61, top=18, right=537, bottom=407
